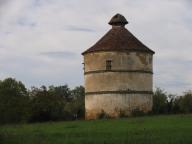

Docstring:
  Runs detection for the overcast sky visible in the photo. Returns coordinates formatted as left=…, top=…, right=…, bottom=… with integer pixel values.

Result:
left=0, top=0, right=192, bottom=94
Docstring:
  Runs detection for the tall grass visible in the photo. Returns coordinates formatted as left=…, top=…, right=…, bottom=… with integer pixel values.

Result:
left=0, top=114, right=192, bottom=144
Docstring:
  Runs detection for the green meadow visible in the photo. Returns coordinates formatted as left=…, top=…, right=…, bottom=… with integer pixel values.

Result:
left=0, top=115, right=192, bottom=144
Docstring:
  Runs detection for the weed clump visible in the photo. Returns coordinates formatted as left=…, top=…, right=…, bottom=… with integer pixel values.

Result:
left=97, top=110, right=110, bottom=119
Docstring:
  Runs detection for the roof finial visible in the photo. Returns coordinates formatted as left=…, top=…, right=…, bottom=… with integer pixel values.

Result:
left=108, top=13, right=128, bottom=26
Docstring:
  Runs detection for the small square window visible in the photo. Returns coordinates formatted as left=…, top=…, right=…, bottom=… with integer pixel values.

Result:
left=106, top=60, right=112, bottom=70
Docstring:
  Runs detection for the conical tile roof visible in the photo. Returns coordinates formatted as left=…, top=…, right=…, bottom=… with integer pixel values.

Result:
left=82, top=14, right=154, bottom=55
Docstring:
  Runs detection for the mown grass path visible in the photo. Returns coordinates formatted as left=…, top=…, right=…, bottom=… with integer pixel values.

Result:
left=0, top=115, right=192, bottom=144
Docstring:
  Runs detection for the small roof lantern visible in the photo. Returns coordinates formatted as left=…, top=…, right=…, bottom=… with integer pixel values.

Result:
left=108, top=13, right=128, bottom=26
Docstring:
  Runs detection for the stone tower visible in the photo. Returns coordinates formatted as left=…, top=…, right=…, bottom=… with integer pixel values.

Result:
left=82, top=14, right=155, bottom=119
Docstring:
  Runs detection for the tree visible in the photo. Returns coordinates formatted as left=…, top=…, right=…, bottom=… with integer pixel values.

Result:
left=48, top=85, right=71, bottom=100
left=29, top=85, right=85, bottom=122
left=71, top=86, right=85, bottom=100
left=172, top=96, right=182, bottom=114
left=152, top=88, right=168, bottom=114
left=166, top=94, right=177, bottom=114
left=179, top=91, right=192, bottom=113
left=0, top=78, right=30, bottom=124
left=29, top=86, right=66, bottom=122
left=69, top=86, right=85, bottom=119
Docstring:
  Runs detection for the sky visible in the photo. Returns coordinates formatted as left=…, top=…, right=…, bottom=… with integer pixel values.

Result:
left=0, top=0, right=192, bottom=94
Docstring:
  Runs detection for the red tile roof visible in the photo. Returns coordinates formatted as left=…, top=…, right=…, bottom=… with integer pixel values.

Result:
left=82, top=14, right=155, bottom=55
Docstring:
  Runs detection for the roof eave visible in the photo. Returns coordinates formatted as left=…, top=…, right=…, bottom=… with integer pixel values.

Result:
left=82, top=49, right=155, bottom=55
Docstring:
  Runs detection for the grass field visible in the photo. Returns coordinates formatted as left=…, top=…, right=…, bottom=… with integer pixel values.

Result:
left=0, top=114, right=192, bottom=144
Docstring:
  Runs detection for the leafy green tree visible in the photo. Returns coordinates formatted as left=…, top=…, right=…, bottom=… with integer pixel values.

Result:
left=0, top=78, right=30, bottom=124
left=29, top=85, right=85, bottom=122
left=166, top=94, right=177, bottom=114
left=69, top=86, right=85, bottom=119
left=71, top=86, right=84, bottom=99
left=172, top=96, right=182, bottom=114
left=152, top=88, right=168, bottom=114
left=48, top=85, right=71, bottom=100
left=179, top=91, right=192, bottom=113
left=29, top=86, right=66, bottom=122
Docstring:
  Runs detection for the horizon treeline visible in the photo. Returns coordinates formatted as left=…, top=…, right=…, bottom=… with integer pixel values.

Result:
left=0, top=77, right=192, bottom=124
left=152, top=88, right=192, bottom=115
left=0, top=78, right=85, bottom=124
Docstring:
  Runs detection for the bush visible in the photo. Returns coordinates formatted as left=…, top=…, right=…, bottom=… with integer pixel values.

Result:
left=131, top=108, right=145, bottom=117
left=97, top=110, right=110, bottom=119
left=118, top=109, right=127, bottom=118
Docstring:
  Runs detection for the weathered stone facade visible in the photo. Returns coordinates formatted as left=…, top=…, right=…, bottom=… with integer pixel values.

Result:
left=82, top=14, right=155, bottom=119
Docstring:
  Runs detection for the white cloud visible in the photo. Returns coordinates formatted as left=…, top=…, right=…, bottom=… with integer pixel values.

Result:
left=0, top=0, right=191, bottom=94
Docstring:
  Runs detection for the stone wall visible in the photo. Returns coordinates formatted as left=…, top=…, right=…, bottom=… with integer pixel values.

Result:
left=85, top=73, right=152, bottom=92
left=83, top=51, right=153, bottom=119
left=85, top=94, right=152, bottom=119
left=84, top=51, right=153, bottom=72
